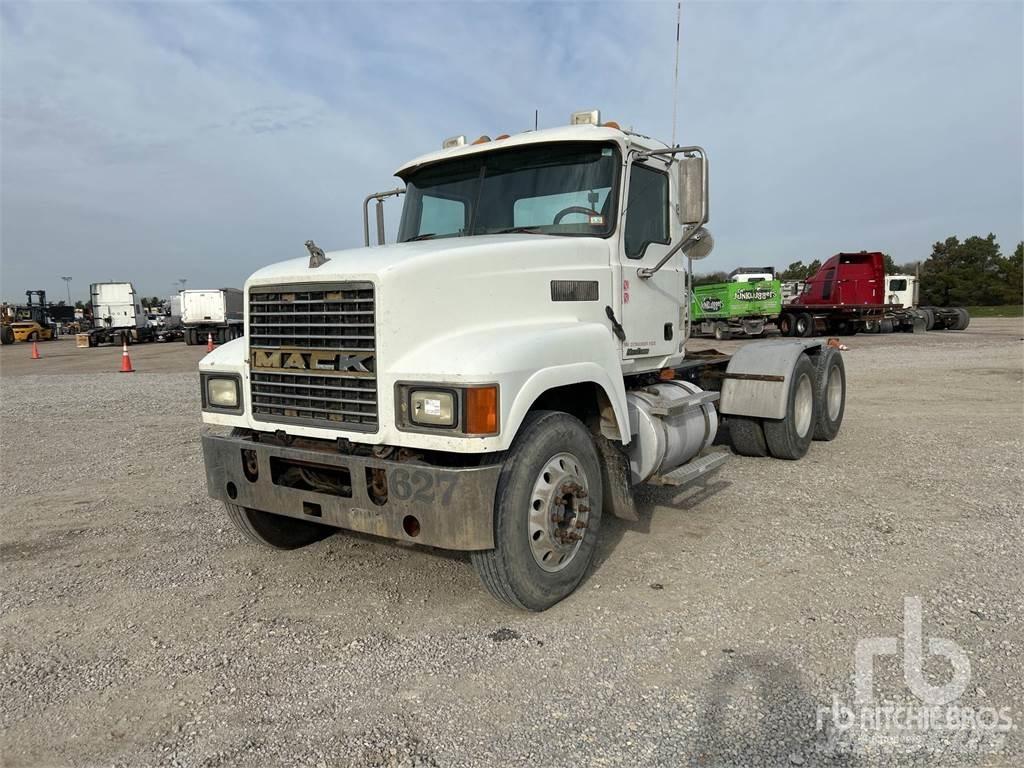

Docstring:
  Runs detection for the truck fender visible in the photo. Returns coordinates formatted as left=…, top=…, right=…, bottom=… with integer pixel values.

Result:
left=719, top=339, right=824, bottom=420
left=509, top=361, right=631, bottom=446
left=198, top=335, right=247, bottom=371
left=390, top=321, right=631, bottom=447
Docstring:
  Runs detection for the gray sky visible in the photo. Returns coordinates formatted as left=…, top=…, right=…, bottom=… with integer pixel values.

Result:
left=2, top=1, right=1021, bottom=302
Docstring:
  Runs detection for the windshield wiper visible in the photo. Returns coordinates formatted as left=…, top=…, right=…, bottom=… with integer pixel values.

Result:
left=487, top=226, right=545, bottom=235
left=404, top=233, right=438, bottom=242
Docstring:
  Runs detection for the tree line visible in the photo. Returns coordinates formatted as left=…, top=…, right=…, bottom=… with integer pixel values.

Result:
left=694, top=234, right=1023, bottom=306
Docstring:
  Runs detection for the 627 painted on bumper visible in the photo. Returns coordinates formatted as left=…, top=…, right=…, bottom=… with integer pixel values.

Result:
left=201, top=432, right=499, bottom=550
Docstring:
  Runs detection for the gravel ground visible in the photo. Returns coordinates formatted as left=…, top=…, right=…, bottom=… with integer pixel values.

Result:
left=1, top=319, right=1022, bottom=767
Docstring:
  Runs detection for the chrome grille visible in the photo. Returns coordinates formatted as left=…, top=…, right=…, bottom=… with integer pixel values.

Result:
left=248, top=283, right=377, bottom=431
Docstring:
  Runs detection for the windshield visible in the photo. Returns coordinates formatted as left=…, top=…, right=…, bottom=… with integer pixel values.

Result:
left=397, top=142, right=620, bottom=242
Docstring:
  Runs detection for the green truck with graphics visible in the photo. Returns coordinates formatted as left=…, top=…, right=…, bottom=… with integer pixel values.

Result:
left=690, top=279, right=783, bottom=340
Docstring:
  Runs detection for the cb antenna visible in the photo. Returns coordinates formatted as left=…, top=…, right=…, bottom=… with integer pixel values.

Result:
left=671, top=1, right=681, bottom=145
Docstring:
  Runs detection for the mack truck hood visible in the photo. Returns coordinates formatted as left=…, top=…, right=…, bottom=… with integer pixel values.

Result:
left=245, top=234, right=615, bottom=376
left=246, top=234, right=609, bottom=286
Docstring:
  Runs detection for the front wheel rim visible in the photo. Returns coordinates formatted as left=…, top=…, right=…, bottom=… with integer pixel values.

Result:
left=528, top=452, right=591, bottom=573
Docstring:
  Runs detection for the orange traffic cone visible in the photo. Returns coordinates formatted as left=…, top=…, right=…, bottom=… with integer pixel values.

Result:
left=119, top=341, right=135, bottom=373
left=31, top=341, right=41, bottom=359
left=206, top=332, right=214, bottom=352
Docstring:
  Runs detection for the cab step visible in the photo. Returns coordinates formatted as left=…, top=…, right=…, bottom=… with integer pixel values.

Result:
left=646, top=451, right=730, bottom=487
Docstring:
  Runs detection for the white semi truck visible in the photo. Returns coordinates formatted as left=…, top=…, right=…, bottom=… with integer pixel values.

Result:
left=198, top=112, right=848, bottom=610
left=87, top=282, right=155, bottom=345
left=878, top=274, right=970, bottom=333
left=180, top=288, right=244, bottom=345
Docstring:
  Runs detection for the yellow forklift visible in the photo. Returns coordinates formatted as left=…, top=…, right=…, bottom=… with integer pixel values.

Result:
left=2, top=291, right=57, bottom=343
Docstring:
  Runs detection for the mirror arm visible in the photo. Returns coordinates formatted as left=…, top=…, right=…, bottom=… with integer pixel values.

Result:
left=363, top=188, right=406, bottom=247
left=635, top=146, right=707, bottom=279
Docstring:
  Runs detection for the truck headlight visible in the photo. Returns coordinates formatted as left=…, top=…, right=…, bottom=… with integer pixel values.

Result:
left=409, top=389, right=456, bottom=427
left=205, top=376, right=240, bottom=409
left=398, top=383, right=499, bottom=435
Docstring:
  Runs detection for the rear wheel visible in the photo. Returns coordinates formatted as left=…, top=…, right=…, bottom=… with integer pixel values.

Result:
left=879, top=319, right=894, bottom=333
left=471, top=411, right=603, bottom=611
left=1, top=326, right=13, bottom=345
left=922, top=308, right=936, bottom=330
left=763, top=354, right=817, bottom=460
left=713, top=322, right=732, bottom=341
left=795, top=313, right=814, bottom=337
left=778, top=313, right=795, bottom=337
left=953, top=308, right=970, bottom=331
left=813, top=348, right=846, bottom=441
left=728, top=416, right=768, bottom=457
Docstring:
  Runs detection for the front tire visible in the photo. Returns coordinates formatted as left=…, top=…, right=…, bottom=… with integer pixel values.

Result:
left=763, top=354, right=817, bottom=460
left=471, top=411, right=603, bottom=611
left=224, top=503, right=334, bottom=550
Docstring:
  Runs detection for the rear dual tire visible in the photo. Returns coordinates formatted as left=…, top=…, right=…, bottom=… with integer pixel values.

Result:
left=762, top=354, right=817, bottom=460
left=953, top=308, right=971, bottom=331
left=812, top=348, right=845, bottom=441
left=729, top=352, right=843, bottom=460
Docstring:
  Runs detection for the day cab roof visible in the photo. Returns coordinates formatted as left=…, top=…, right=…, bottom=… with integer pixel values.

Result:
left=394, top=123, right=668, bottom=177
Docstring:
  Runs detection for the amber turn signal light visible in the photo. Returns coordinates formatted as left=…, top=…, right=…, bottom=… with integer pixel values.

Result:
left=464, top=385, right=499, bottom=435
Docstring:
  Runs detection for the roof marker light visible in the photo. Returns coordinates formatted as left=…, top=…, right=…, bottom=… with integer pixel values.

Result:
left=471, top=135, right=491, bottom=145
left=570, top=109, right=601, bottom=126
left=442, top=135, right=466, bottom=149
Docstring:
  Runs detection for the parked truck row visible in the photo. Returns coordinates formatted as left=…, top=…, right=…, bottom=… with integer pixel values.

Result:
left=689, top=253, right=970, bottom=339
left=66, top=283, right=246, bottom=346
left=781, top=251, right=969, bottom=336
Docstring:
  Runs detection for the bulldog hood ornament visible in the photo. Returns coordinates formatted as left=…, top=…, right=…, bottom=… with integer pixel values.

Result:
left=305, top=240, right=329, bottom=269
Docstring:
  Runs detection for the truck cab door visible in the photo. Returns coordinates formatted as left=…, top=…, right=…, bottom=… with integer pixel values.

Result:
left=618, top=161, right=682, bottom=361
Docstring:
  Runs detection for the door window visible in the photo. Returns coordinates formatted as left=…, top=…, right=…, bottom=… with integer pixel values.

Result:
left=821, top=268, right=836, bottom=300
left=624, top=164, right=669, bottom=259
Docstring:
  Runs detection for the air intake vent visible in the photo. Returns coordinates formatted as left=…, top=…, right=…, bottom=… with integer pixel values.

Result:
left=550, top=280, right=599, bottom=302
left=248, top=283, right=377, bottom=431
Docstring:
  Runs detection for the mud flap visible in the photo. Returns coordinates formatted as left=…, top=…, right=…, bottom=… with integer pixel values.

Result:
left=594, top=434, right=639, bottom=521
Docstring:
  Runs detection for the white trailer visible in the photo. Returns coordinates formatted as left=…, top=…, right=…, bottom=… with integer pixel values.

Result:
left=197, top=110, right=849, bottom=610
left=88, top=282, right=154, bottom=345
left=180, top=289, right=244, bottom=345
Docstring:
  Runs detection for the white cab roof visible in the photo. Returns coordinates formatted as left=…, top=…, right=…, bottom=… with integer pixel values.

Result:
left=394, top=124, right=667, bottom=176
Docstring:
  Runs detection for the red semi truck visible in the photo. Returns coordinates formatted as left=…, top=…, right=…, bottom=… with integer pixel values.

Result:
left=779, top=251, right=969, bottom=336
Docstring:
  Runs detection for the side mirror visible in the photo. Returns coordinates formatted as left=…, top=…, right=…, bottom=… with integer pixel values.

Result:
left=678, top=156, right=707, bottom=225
left=682, top=227, right=714, bottom=260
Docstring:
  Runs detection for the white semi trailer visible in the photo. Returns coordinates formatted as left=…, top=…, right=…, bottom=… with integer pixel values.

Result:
left=88, top=282, right=155, bottom=345
left=198, top=111, right=848, bottom=610
left=181, top=288, right=244, bottom=345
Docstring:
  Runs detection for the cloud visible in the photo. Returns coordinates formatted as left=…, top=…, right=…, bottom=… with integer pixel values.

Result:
left=1, top=0, right=1021, bottom=301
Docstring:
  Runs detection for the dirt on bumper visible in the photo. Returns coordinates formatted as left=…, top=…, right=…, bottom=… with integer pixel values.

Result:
left=202, top=432, right=499, bottom=550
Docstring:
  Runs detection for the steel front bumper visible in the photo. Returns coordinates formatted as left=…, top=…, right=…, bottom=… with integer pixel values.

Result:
left=201, top=433, right=499, bottom=550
